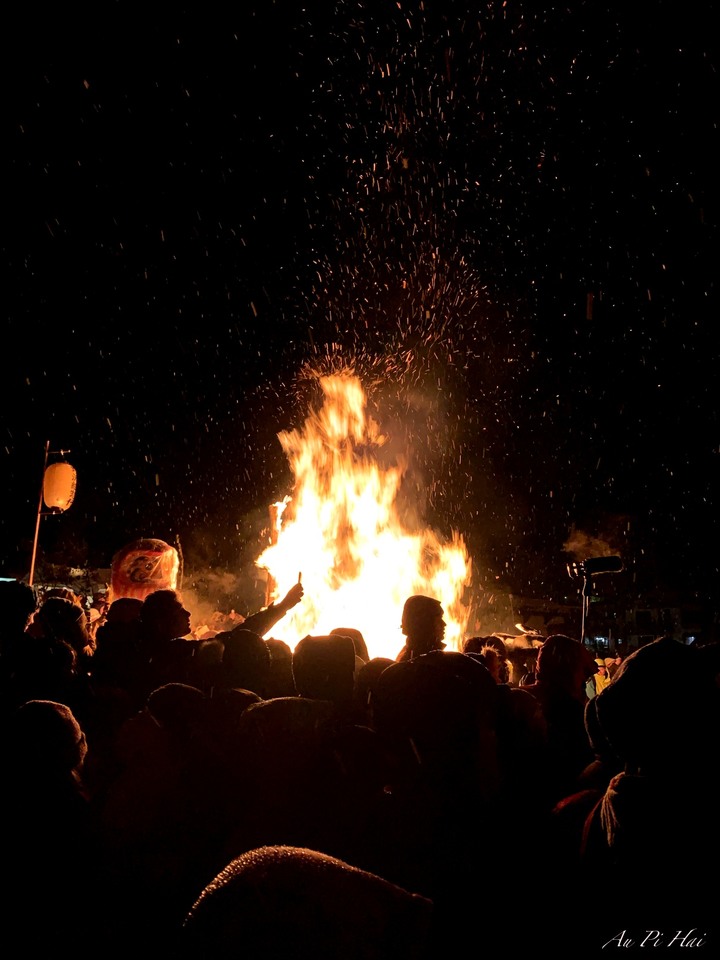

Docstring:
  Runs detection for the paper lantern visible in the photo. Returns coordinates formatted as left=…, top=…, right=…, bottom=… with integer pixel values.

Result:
left=110, top=538, right=180, bottom=602
left=43, top=462, right=77, bottom=512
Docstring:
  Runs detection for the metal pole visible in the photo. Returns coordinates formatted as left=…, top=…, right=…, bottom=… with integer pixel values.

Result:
left=28, top=440, right=50, bottom=587
left=581, top=574, right=592, bottom=645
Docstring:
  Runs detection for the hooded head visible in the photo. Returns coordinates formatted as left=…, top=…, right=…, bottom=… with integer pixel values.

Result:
left=182, top=845, right=433, bottom=959
left=11, top=700, right=87, bottom=775
left=535, top=634, right=597, bottom=698
left=292, top=634, right=356, bottom=704
left=594, top=635, right=720, bottom=772
left=217, top=628, right=271, bottom=696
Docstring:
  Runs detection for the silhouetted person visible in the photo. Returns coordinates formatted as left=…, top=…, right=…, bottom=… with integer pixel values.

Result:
left=129, top=588, right=197, bottom=700
left=582, top=636, right=720, bottom=931
left=237, top=580, right=305, bottom=637
left=0, top=579, right=39, bottom=712
left=180, top=845, right=434, bottom=960
left=264, top=637, right=297, bottom=697
left=521, top=633, right=597, bottom=808
left=463, top=637, right=512, bottom=684
left=139, top=589, right=193, bottom=644
left=30, top=594, right=96, bottom=664
left=353, top=657, right=395, bottom=725
left=2, top=602, right=94, bottom=725
left=135, top=583, right=305, bottom=700
left=192, top=636, right=225, bottom=695
left=292, top=633, right=357, bottom=715
left=395, top=596, right=446, bottom=662
left=99, top=682, right=224, bottom=948
left=91, top=597, right=144, bottom=691
left=330, top=625, right=370, bottom=663
left=215, top=627, right=273, bottom=698
left=0, top=578, right=37, bottom=657
left=1, top=699, right=109, bottom=949
left=462, top=634, right=508, bottom=658
left=218, top=694, right=380, bottom=863
left=368, top=651, right=502, bottom=910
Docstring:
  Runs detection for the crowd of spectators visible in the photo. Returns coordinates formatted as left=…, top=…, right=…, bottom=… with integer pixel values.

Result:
left=1, top=577, right=717, bottom=958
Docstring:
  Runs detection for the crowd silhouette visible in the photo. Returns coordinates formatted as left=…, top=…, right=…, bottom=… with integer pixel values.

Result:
left=0, top=576, right=717, bottom=958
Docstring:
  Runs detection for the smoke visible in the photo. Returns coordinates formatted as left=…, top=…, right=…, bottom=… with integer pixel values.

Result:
left=180, top=565, right=268, bottom=633
left=563, top=525, right=618, bottom=561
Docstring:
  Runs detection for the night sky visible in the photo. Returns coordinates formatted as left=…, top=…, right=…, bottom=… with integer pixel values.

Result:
left=4, top=2, right=718, bottom=609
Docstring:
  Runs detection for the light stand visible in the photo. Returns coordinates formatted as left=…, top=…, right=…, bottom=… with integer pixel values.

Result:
left=580, top=569, right=596, bottom=646
left=567, top=555, right=624, bottom=645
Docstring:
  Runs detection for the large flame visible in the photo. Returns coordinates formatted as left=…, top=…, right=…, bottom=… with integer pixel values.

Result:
left=256, top=372, right=471, bottom=659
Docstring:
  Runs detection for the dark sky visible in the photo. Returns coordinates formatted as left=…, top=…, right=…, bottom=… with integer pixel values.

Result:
left=3, top=2, right=718, bottom=606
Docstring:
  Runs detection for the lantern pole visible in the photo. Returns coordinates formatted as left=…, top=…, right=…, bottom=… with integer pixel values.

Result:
left=28, top=440, right=51, bottom=587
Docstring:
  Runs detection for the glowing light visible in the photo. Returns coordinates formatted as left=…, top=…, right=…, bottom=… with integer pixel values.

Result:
left=43, top=462, right=77, bottom=512
left=257, top=371, right=471, bottom=659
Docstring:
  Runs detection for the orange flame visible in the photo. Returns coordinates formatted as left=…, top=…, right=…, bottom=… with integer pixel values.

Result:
left=257, top=372, right=471, bottom=659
